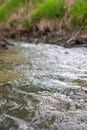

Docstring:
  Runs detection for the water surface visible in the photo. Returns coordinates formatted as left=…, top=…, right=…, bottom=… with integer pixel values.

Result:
left=0, top=42, right=87, bottom=130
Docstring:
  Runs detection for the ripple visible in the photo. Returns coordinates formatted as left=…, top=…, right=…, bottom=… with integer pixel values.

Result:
left=0, top=43, right=87, bottom=129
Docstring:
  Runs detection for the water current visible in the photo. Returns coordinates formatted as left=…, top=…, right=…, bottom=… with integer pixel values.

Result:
left=0, top=42, right=87, bottom=130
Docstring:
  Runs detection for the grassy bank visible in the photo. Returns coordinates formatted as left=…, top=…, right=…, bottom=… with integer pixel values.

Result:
left=31, top=0, right=65, bottom=21
left=71, top=0, right=87, bottom=27
left=0, top=0, right=25, bottom=21
left=0, top=0, right=87, bottom=31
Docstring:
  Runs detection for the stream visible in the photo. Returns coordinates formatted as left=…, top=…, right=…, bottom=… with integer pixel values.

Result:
left=0, top=42, right=87, bottom=130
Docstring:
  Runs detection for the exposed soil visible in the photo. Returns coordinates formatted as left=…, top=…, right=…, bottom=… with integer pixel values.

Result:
left=0, top=26, right=87, bottom=51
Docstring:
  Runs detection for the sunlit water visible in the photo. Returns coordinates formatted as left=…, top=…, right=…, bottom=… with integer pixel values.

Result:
left=0, top=42, right=87, bottom=130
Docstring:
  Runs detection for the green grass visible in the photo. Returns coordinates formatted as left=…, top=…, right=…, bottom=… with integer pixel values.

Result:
left=0, top=0, right=41, bottom=22
left=31, top=0, right=65, bottom=22
left=0, top=0, right=24, bottom=21
left=0, top=0, right=87, bottom=28
left=34, top=0, right=45, bottom=7
left=71, top=0, right=87, bottom=26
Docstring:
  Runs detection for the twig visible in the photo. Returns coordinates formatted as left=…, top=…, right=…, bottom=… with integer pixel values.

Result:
left=0, top=34, right=13, bottom=45
left=80, top=34, right=87, bottom=39
left=67, top=31, right=80, bottom=44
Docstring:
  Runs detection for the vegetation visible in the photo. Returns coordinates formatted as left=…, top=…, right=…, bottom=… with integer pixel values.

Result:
left=0, top=0, right=87, bottom=29
left=71, top=0, right=87, bottom=26
left=31, top=0, right=65, bottom=21
left=0, top=0, right=24, bottom=21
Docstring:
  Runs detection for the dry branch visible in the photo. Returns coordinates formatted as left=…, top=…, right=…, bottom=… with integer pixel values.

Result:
left=67, top=31, right=81, bottom=44
left=0, top=34, right=13, bottom=45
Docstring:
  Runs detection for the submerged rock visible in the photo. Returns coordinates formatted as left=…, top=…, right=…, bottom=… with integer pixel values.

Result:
left=76, top=37, right=87, bottom=44
left=1, top=43, right=9, bottom=49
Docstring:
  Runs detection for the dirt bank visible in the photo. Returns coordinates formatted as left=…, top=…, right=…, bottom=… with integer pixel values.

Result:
left=0, top=0, right=87, bottom=49
left=0, top=26, right=87, bottom=50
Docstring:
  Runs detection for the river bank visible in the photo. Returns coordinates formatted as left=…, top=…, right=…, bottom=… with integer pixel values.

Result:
left=0, top=0, right=87, bottom=49
left=0, top=27, right=87, bottom=51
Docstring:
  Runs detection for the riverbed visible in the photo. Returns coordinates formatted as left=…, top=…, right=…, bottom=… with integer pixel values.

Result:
left=0, top=42, right=87, bottom=130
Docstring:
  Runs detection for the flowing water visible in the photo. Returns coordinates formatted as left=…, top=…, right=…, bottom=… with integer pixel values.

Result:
left=0, top=42, right=87, bottom=130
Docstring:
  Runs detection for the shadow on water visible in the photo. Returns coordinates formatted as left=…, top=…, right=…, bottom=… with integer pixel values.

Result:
left=0, top=42, right=87, bottom=130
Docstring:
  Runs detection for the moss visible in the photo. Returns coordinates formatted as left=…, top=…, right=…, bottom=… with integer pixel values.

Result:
left=73, top=79, right=87, bottom=87
left=10, top=19, right=20, bottom=28
left=58, top=77, right=65, bottom=82
left=22, top=18, right=30, bottom=29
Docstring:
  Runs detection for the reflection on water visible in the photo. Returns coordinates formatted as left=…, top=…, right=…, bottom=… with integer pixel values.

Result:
left=0, top=43, right=87, bottom=130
